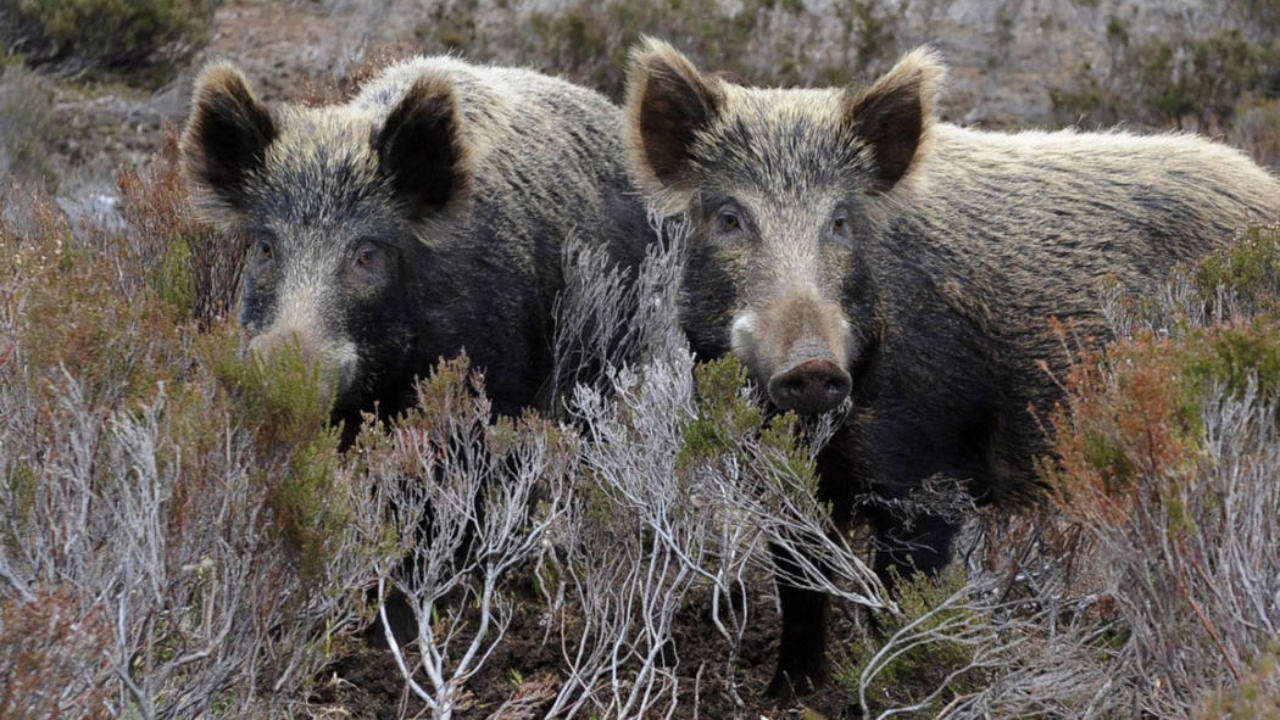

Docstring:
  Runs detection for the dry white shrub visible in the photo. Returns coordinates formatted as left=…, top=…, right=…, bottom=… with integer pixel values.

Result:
left=0, top=376, right=370, bottom=719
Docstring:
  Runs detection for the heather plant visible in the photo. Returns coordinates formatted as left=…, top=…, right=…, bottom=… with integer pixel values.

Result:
left=0, top=62, right=57, bottom=192
left=1194, top=650, right=1280, bottom=719
left=1050, top=3, right=1280, bottom=136
left=117, top=130, right=247, bottom=329
left=0, top=186, right=371, bottom=718
left=1036, top=230, right=1280, bottom=716
left=349, top=356, right=581, bottom=719
left=415, top=0, right=902, bottom=100
left=1192, top=224, right=1280, bottom=318
left=0, top=0, right=216, bottom=81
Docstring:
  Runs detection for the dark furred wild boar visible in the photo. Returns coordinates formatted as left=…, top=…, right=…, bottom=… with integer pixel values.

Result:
left=181, top=56, right=649, bottom=436
left=624, top=38, right=1280, bottom=696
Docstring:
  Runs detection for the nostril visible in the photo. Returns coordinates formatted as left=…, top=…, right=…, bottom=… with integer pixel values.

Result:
left=768, top=359, right=852, bottom=413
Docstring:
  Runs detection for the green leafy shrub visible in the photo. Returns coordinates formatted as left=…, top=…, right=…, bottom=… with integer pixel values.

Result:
left=678, top=356, right=823, bottom=509
left=1194, top=224, right=1280, bottom=316
left=203, top=332, right=349, bottom=587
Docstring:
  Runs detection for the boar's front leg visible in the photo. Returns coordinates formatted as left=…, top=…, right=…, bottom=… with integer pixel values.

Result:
left=767, top=540, right=831, bottom=698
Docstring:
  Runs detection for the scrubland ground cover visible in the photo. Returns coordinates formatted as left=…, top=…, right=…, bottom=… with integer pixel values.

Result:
left=3, top=136, right=1279, bottom=720
left=2, top=1, right=1280, bottom=718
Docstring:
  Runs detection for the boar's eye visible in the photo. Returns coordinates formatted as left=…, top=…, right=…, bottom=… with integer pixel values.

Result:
left=350, top=240, right=393, bottom=285
left=252, top=234, right=275, bottom=264
left=355, top=244, right=379, bottom=267
left=715, top=210, right=741, bottom=235
left=829, top=211, right=854, bottom=246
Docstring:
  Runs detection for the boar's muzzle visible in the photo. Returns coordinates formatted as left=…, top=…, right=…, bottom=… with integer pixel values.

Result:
left=766, top=341, right=852, bottom=414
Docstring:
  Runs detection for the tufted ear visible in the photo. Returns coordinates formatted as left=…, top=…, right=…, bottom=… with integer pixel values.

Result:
left=625, top=37, right=724, bottom=215
left=181, top=63, right=276, bottom=218
left=844, top=46, right=944, bottom=194
left=374, top=73, right=471, bottom=221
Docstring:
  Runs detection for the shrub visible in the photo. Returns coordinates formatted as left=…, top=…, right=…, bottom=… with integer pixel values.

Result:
left=839, top=566, right=988, bottom=715
left=0, top=184, right=368, bottom=718
left=1050, top=4, right=1280, bottom=132
left=413, top=0, right=903, bottom=100
left=1037, top=224, right=1280, bottom=716
left=0, top=62, right=56, bottom=192
left=117, top=129, right=247, bottom=329
left=1195, top=651, right=1280, bottom=720
left=0, top=0, right=217, bottom=82
left=1193, top=224, right=1280, bottom=314
left=0, top=586, right=114, bottom=719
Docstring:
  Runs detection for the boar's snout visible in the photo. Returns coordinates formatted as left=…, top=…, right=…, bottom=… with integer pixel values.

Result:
left=248, top=325, right=356, bottom=405
left=767, top=357, right=851, bottom=414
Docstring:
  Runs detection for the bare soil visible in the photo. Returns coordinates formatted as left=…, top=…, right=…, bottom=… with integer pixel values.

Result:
left=309, top=571, right=874, bottom=719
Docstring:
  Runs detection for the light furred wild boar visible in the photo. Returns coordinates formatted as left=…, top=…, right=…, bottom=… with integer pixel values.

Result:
left=624, top=37, right=1280, bottom=696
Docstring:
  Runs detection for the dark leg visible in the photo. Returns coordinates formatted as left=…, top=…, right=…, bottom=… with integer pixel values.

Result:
left=365, top=583, right=418, bottom=649
left=866, top=508, right=961, bottom=593
left=364, top=435, right=491, bottom=651
left=766, top=541, right=829, bottom=698
left=765, top=434, right=859, bottom=699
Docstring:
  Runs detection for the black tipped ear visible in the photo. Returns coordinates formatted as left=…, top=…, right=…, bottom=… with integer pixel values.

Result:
left=375, top=74, right=470, bottom=220
left=845, top=47, right=943, bottom=194
left=181, top=64, right=276, bottom=212
left=626, top=38, right=723, bottom=213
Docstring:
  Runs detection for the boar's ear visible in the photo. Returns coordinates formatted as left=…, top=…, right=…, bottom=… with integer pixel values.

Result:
left=626, top=37, right=724, bottom=214
left=375, top=73, right=471, bottom=221
left=844, top=46, right=943, bottom=194
left=181, top=63, right=277, bottom=219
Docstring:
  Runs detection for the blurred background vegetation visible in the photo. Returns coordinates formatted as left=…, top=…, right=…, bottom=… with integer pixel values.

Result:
left=0, top=0, right=1277, bottom=219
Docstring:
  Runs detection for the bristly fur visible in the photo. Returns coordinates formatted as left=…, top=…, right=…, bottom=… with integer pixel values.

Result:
left=181, top=62, right=277, bottom=220
left=844, top=46, right=943, bottom=194
left=180, top=54, right=651, bottom=432
left=625, top=37, right=726, bottom=215
left=372, top=72, right=473, bottom=220
left=624, top=39, right=1280, bottom=699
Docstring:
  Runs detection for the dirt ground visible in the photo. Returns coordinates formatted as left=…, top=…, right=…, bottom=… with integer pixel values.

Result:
left=309, top=570, right=876, bottom=719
